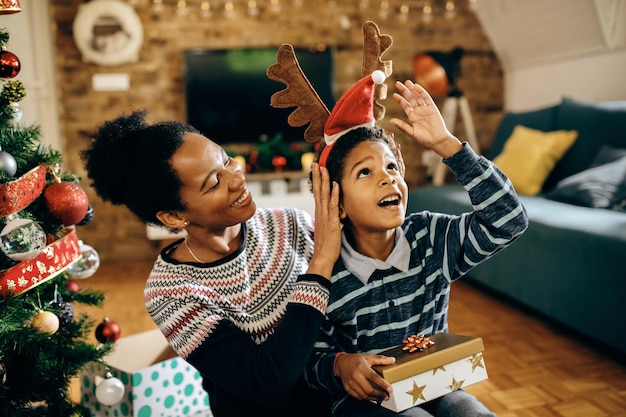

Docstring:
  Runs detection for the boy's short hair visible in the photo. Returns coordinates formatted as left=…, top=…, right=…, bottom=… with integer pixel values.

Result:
left=317, top=126, right=395, bottom=185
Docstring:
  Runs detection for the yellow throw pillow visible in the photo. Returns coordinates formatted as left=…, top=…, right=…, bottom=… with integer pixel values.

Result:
left=492, top=125, right=578, bottom=195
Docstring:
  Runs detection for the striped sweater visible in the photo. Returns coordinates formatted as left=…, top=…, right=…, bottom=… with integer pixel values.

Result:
left=144, top=207, right=331, bottom=417
left=304, top=144, right=529, bottom=410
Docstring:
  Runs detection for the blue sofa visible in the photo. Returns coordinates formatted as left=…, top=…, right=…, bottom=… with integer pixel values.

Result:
left=407, top=97, right=626, bottom=356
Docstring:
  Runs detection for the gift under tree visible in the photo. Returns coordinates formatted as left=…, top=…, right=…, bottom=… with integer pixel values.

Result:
left=0, top=22, right=121, bottom=417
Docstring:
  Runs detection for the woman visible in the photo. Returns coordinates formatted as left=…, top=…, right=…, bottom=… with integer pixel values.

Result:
left=81, top=109, right=341, bottom=417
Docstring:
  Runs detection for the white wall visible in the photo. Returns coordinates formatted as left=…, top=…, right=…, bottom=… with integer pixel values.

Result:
left=504, top=49, right=626, bottom=111
left=474, top=0, right=626, bottom=112
left=2, top=0, right=61, bottom=150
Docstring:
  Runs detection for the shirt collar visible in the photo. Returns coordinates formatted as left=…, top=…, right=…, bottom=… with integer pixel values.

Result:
left=340, top=226, right=411, bottom=285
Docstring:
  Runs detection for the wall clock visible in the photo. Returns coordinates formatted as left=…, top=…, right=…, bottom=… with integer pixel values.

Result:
left=73, top=0, right=143, bottom=66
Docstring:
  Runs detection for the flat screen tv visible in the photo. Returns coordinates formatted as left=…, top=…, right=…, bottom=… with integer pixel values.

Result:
left=183, top=47, right=335, bottom=148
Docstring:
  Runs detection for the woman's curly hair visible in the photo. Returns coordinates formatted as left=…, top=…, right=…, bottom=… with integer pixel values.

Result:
left=81, top=109, right=200, bottom=226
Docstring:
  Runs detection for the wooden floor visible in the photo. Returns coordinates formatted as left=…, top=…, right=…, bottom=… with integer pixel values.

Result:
left=76, top=259, right=626, bottom=416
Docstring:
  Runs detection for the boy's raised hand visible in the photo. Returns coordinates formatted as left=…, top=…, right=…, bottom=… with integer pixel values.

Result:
left=389, top=80, right=462, bottom=159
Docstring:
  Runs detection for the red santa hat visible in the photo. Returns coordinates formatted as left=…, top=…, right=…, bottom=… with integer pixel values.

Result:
left=319, top=70, right=387, bottom=167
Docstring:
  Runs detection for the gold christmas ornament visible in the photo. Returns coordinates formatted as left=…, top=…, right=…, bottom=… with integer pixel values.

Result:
left=31, top=310, right=60, bottom=334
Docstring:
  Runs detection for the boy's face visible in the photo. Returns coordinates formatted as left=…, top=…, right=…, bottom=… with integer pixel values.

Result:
left=339, top=140, right=408, bottom=232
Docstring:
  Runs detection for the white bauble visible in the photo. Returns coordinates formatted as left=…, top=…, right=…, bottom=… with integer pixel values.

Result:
left=66, top=240, right=100, bottom=279
left=0, top=217, right=46, bottom=261
left=95, top=373, right=125, bottom=405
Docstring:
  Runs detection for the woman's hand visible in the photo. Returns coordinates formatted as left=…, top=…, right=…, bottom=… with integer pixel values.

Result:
left=389, top=80, right=462, bottom=159
left=307, top=162, right=341, bottom=279
left=334, top=353, right=395, bottom=402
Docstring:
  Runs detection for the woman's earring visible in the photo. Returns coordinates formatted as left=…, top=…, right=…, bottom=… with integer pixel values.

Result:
left=183, top=220, right=189, bottom=227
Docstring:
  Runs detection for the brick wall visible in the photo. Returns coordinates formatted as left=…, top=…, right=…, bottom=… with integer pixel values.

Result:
left=50, top=0, right=503, bottom=261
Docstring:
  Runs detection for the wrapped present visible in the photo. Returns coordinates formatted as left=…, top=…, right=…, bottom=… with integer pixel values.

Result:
left=0, top=228, right=80, bottom=297
left=81, top=328, right=211, bottom=417
left=372, top=333, right=488, bottom=412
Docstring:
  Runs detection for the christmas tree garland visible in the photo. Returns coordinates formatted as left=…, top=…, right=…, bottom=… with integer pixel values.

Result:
left=0, top=24, right=115, bottom=417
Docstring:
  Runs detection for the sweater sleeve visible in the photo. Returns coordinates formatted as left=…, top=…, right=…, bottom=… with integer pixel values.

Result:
left=183, top=273, right=331, bottom=408
left=424, top=142, right=529, bottom=281
left=303, top=315, right=345, bottom=393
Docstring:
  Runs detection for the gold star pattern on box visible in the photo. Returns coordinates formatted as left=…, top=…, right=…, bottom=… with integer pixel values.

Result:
left=468, top=353, right=485, bottom=371
left=447, top=376, right=465, bottom=391
left=432, top=365, right=447, bottom=375
left=406, top=380, right=427, bottom=405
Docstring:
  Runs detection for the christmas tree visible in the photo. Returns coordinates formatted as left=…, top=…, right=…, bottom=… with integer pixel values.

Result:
left=0, top=22, right=116, bottom=417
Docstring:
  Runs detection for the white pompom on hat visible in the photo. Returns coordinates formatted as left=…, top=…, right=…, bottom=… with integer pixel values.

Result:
left=319, top=70, right=386, bottom=167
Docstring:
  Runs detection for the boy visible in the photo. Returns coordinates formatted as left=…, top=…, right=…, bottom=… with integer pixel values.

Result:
left=303, top=75, right=528, bottom=416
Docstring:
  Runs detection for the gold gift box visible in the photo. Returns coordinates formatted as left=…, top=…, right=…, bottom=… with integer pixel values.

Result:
left=372, top=333, right=488, bottom=412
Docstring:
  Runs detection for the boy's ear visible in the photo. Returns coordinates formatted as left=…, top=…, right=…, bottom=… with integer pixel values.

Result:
left=338, top=201, right=348, bottom=221
left=156, top=210, right=187, bottom=229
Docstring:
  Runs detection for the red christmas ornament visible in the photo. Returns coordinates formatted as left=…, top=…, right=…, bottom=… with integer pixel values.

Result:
left=95, top=317, right=121, bottom=343
left=43, top=181, right=90, bottom=226
left=0, top=49, right=21, bottom=78
left=66, top=279, right=80, bottom=293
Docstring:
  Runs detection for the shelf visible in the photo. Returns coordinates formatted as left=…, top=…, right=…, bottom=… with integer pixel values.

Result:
left=245, top=171, right=309, bottom=181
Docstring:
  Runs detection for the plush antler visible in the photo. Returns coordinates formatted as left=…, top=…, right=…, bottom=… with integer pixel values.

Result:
left=361, top=21, right=393, bottom=120
left=267, top=22, right=393, bottom=144
left=267, top=44, right=331, bottom=143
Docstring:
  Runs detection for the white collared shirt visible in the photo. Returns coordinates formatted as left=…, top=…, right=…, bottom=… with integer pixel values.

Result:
left=340, top=226, right=411, bottom=285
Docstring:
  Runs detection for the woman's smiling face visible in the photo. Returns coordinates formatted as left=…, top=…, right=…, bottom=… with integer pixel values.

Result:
left=171, top=132, right=256, bottom=231
left=338, top=140, right=408, bottom=233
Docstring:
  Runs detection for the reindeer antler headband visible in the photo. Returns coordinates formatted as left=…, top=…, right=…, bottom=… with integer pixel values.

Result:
left=267, top=21, right=393, bottom=166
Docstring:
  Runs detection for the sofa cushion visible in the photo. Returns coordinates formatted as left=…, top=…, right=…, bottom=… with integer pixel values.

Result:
left=492, top=125, right=577, bottom=195
left=590, top=145, right=626, bottom=168
left=545, top=154, right=626, bottom=211
left=544, top=97, right=626, bottom=190
left=488, top=104, right=559, bottom=160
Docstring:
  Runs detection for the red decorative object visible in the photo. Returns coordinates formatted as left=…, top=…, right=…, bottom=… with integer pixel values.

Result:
left=43, top=181, right=90, bottom=226
left=0, top=0, right=21, bottom=14
left=412, top=54, right=449, bottom=97
left=272, top=155, right=287, bottom=172
left=66, top=279, right=80, bottom=293
left=95, top=317, right=121, bottom=343
left=402, top=334, right=435, bottom=353
left=248, top=150, right=259, bottom=173
left=0, top=164, right=47, bottom=218
left=0, top=228, right=81, bottom=298
left=0, top=49, right=21, bottom=79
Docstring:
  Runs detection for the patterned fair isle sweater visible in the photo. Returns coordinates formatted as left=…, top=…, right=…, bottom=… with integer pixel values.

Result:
left=304, top=144, right=529, bottom=412
left=144, top=207, right=332, bottom=417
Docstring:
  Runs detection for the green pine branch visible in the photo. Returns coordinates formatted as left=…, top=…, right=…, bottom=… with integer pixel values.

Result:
left=0, top=274, right=111, bottom=416
left=0, top=124, right=63, bottom=181
left=0, top=27, right=9, bottom=49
